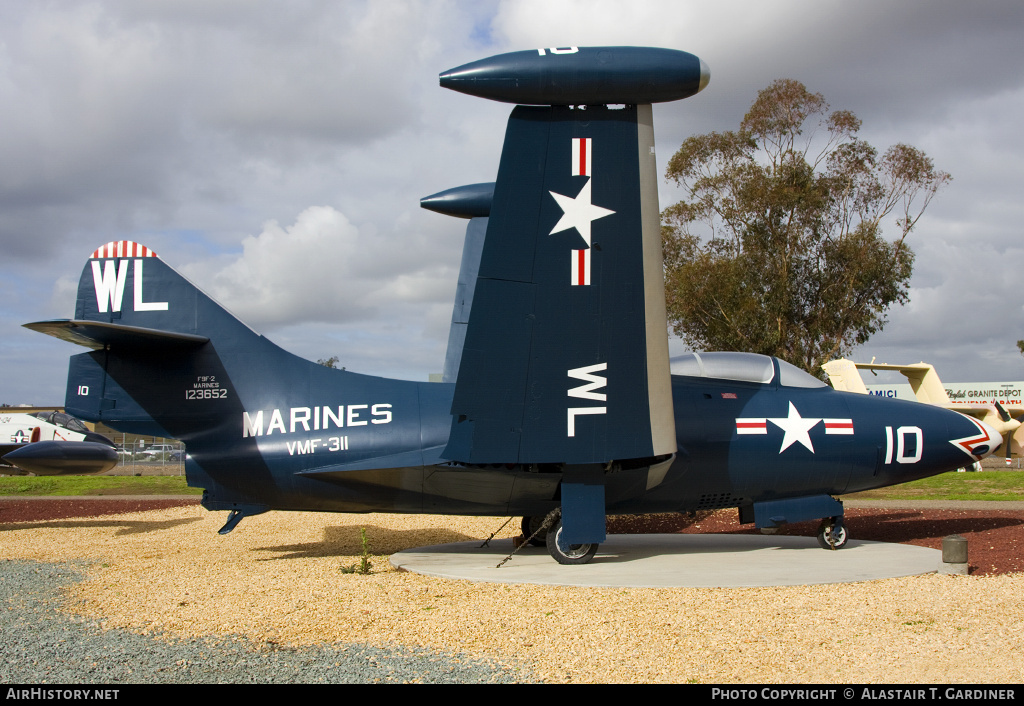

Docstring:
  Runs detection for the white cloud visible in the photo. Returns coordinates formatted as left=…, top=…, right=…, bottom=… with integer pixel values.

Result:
left=183, top=204, right=458, bottom=330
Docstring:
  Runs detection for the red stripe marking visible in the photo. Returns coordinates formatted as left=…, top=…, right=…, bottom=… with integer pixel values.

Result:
left=955, top=419, right=994, bottom=455
left=89, top=241, right=158, bottom=258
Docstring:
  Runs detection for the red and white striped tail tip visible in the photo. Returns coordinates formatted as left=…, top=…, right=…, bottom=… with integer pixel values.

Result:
left=90, top=241, right=158, bottom=259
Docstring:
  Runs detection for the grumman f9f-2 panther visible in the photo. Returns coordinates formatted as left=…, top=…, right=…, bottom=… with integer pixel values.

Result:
left=25, top=47, right=998, bottom=563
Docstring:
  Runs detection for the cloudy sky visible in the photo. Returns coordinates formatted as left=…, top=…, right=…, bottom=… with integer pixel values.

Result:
left=2, top=0, right=1023, bottom=405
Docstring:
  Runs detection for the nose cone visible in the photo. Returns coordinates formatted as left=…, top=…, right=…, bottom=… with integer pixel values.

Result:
left=951, top=414, right=1002, bottom=460
left=698, top=58, right=710, bottom=94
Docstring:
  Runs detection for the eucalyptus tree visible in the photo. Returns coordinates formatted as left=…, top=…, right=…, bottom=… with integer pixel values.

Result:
left=662, top=79, right=950, bottom=373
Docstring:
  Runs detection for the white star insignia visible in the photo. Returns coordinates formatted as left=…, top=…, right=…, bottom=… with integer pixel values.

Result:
left=768, top=402, right=821, bottom=453
left=548, top=178, right=615, bottom=246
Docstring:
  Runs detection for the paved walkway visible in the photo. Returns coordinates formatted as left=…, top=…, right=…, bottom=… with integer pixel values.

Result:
left=391, top=535, right=948, bottom=588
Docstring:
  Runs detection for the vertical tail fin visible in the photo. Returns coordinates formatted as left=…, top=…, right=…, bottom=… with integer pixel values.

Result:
left=25, top=241, right=257, bottom=438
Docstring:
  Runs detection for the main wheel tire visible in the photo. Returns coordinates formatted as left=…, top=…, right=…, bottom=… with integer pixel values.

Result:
left=816, top=520, right=849, bottom=550
left=520, top=516, right=548, bottom=547
left=545, top=519, right=599, bottom=565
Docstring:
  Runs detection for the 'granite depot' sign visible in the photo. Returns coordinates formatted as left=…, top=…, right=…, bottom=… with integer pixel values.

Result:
left=865, top=381, right=1024, bottom=408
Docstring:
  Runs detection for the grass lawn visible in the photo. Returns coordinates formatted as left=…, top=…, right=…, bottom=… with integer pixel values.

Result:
left=0, top=474, right=199, bottom=497
left=844, top=470, right=1024, bottom=502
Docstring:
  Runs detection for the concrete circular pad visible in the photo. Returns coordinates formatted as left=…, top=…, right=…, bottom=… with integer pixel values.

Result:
left=391, top=534, right=942, bottom=588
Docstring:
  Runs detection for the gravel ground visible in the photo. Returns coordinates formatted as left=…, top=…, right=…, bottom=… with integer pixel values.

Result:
left=0, top=560, right=527, bottom=684
left=2, top=499, right=1024, bottom=684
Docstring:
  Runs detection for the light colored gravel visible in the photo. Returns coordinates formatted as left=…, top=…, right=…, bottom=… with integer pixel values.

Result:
left=4, top=505, right=1024, bottom=684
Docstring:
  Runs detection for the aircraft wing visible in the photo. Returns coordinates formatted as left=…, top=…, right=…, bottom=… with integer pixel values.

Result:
left=444, top=104, right=676, bottom=465
left=822, top=358, right=951, bottom=405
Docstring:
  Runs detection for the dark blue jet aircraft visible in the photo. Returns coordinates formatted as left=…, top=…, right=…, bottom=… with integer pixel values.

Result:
left=25, top=47, right=998, bottom=564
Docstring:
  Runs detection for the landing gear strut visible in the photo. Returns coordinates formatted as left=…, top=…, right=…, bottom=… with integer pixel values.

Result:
left=816, top=517, right=848, bottom=550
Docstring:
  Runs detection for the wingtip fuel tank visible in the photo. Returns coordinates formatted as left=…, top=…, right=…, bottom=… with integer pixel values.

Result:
left=439, top=46, right=709, bottom=105
left=2, top=440, right=118, bottom=476
left=420, top=182, right=495, bottom=219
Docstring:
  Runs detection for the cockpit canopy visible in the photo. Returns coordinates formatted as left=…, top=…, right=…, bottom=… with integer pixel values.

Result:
left=669, top=352, right=827, bottom=389
left=32, top=410, right=90, bottom=434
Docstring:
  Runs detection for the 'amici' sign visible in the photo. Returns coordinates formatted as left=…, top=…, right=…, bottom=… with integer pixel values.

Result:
left=865, top=382, right=1024, bottom=407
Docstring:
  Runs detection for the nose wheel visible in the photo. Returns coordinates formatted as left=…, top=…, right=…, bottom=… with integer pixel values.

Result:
left=816, top=518, right=848, bottom=550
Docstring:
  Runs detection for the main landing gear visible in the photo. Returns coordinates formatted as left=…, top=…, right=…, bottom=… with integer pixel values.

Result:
left=816, top=516, right=848, bottom=550
left=520, top=516, right=548, bottom=547
left=521, top=509, right=600, bottom=565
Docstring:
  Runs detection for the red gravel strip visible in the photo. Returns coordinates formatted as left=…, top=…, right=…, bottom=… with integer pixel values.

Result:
left=0, top=497, right=199, bottom=523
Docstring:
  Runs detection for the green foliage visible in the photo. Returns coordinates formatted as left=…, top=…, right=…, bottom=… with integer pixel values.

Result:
left=662, top=79, right=950, bottom=372
left=316, top=356, right=343, bottom=369
left=341, top=527, right=374, bottom=574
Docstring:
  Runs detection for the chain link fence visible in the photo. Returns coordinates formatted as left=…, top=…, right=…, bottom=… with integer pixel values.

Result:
left=107, top=434, right=185, bottom=476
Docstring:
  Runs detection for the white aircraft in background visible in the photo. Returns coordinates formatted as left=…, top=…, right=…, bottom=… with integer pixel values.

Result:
left=822, top=358, right=1023, bottom=465
left=0, top=411, right=117, bottom=475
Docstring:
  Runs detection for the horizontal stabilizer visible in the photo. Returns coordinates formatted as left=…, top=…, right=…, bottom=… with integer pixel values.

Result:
left=24, top=319, right=209, bottom=350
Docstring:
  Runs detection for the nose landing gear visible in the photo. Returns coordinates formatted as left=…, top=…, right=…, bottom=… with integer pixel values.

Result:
left=817, top=517, right=848, bottom=550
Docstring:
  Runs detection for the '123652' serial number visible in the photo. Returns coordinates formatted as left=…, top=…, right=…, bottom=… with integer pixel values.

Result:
left=186, top=389, right=227, bottom=400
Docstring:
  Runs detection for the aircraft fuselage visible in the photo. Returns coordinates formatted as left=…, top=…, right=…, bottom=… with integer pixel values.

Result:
left=163, top=353, right=991, bottom=529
